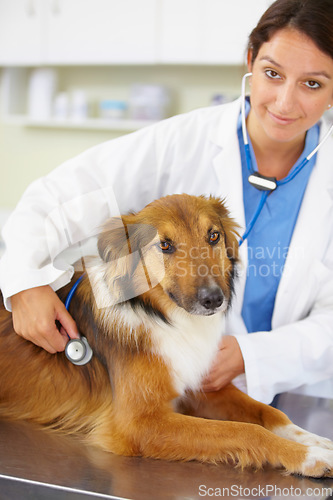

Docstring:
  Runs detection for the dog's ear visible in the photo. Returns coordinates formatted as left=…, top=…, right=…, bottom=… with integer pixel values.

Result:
left=98, top=216, right=132, bottom=264
left=98, top=215, right=157, bottom=264
left=97, top=215, right=163, bottom=304
left=209, top=197, right=240, bottom=261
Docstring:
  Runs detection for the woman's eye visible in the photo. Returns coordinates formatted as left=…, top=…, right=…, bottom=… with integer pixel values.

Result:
left=265, top=69, right=281, bottom=80
left=209, top=231, right=220, bottom=245
left=305, top=80, right=320, bottom=89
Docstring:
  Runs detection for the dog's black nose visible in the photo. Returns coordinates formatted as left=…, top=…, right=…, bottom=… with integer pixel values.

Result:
left=198, top=287, right=224, bottom=310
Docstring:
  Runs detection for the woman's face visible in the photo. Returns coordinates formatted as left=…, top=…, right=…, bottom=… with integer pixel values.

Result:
left=248, top=28, right=333, bottom=145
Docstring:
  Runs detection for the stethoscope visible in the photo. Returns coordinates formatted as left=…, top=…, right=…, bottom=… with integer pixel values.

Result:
left=64, top=274, right=93, bottom=366
left=239, top=72, right=333, bottom=246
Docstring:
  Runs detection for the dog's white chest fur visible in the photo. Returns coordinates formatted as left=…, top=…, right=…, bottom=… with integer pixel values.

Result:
left=150, top=310, right=224, bottom=395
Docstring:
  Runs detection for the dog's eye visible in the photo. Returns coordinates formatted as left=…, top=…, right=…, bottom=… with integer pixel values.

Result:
left=159, top=241, right=174, bottom=253
left=209, top=231, right=220, bottom=245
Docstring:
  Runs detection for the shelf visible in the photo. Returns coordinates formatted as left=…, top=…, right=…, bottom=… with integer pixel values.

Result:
left=1, top=115, right=158, bottom=131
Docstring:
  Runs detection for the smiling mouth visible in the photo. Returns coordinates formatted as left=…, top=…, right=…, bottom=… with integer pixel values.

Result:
left=268, top=110, right=297, bottom=125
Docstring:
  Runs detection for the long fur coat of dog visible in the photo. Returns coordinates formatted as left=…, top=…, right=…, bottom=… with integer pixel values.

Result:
left=0, top=194, right=333, bottom=477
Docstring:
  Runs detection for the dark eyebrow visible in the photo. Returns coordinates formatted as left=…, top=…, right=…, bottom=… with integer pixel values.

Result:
left=303, top=70, right=331, bottom=80
left=259, top=56, right=282, bottom=68
left=259, top=56, right=331, bottom=80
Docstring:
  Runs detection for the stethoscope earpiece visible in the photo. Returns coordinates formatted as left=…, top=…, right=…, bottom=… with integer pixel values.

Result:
left=65, top=336, right=93, bottom=366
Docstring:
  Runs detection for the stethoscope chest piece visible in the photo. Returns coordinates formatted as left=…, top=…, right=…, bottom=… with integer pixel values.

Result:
left=248, top=172, right=277, bottom=192
left=64, top=274, right=93, bottom=366
left=65, top=336, right=93, bottom=366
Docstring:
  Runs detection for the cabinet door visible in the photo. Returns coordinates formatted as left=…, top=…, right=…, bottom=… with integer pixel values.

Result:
left=0, top=0, right=44, bottom=65
left=159, top=0, right=269, bottom=64
left=45, top=0, right=157, bottom=64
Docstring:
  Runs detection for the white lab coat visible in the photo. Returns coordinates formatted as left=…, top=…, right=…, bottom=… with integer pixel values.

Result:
left=1, top=97, right=333, bottom=404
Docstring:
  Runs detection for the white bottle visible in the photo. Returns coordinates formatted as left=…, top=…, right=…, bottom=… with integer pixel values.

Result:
left=53, top=92, right=69, bottom=120
left=70, top=90, right=88, bottom=121
left=28, top=68, right=58, bottom=120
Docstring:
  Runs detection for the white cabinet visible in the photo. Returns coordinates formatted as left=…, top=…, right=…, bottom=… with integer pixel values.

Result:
left=45, top=0, right=157, bottom=64
left=159, top=0, right=269, bottom=64
left=0, top=0, right=271, bottom=66
left=0, top=0, right=157, bottom=65
left=0, top=0, right=44, bottom=65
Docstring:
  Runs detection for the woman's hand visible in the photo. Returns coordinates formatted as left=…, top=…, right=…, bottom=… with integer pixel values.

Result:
left=11, top=285, right=79, bottom=353
left=201, top=335, right=245, bottom=392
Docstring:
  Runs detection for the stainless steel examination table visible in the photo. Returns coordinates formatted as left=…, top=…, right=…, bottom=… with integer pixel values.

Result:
left=0, top=393, right=332, bottom=500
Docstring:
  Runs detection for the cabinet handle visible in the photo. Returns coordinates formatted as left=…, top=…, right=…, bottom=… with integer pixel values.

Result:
left=25, top=0, right=36, bottom=16
left=51, top=0, right=61, bottom=15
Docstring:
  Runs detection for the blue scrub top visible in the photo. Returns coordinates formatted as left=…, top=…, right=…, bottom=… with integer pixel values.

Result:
left=237, top=101, right=320, bottom=333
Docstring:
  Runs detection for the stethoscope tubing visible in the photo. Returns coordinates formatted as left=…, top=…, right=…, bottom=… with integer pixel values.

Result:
left=239, top=191, right=268, bottom=246
left=64, top=274, right=84, bottom=311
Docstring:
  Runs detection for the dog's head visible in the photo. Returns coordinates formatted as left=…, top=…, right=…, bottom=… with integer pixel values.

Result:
left=97, top=194, right=239, bottom=317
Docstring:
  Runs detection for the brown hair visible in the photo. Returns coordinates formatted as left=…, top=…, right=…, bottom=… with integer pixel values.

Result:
left=248, top=0, right=333, bottom=64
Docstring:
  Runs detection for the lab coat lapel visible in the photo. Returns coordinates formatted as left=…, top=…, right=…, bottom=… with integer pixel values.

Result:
left=272, top=134, right=333, bottom=328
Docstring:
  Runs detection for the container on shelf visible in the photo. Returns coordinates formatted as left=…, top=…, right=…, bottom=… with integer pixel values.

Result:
left=53, top=92, right=69, bottom=120
left=99, top=100, right=127, bottom=120
left=27, top=68, right=58, bottom=120
left=70, top=90, right=89, bottom=121
left=129, top=84, right=170, bottom=121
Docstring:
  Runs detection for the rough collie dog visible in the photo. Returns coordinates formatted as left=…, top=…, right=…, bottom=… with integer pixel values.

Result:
left=0, top=194, right=332, bottom=477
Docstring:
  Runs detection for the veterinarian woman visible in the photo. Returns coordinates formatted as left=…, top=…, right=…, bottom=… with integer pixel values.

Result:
left=1, top=0, right=333, bottom=405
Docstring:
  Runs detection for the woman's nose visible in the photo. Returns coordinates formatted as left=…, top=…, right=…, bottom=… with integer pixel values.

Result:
left=275, top=83, right=296, bottom=114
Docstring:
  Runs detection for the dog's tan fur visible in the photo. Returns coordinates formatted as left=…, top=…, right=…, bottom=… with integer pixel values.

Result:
left=0, top=194, right=332, bottom=477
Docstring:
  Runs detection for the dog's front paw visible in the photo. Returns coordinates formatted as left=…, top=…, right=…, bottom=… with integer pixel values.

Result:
left=274, top=424, right=333, bottom=450
left=298, top=447, right=333, bottom=478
